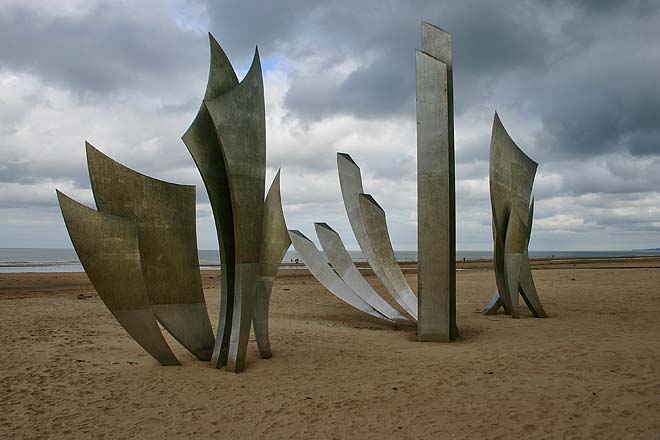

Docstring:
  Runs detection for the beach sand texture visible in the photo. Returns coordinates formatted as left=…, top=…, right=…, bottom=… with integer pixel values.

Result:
left=1, top=258, right=659, bottom=439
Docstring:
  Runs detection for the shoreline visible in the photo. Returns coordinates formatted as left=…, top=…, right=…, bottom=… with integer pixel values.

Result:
left=3, top=254, right=660, bottom=274
left=2, top=256, right=660, bottom=300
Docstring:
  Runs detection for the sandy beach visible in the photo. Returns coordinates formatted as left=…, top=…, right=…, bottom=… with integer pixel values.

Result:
left=1, top=257, right=659, bottom=439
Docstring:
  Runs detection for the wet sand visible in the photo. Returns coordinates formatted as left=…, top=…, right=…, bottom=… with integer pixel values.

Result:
left=1, top=257, right=659, bottom=439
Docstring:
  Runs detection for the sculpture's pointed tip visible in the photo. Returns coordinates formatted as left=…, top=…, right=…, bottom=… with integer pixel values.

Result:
left=337, top=152, right=358, bottom=168
left=267, top=169, right=282, bottom=194
left=359, top=193, right=383, bottom=211
left=239, top=45, right=262, bottom=83
left=55, top=189, right=78, bottom=209
left=288, top=229, right=309, bottom=241
left=422, top=21, right=450, bottom=35
left=85, top=140, right=101, bottom=156
left=492, top=111, right=506, bottom=134
left=314, top=222, right=335, bottom=232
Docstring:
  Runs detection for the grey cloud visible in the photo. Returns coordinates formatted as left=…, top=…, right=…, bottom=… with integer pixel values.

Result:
left=1, top=0, right=660, bottom=250
left=0, top=2, right=205, bottom=95
left=207, top=0, right=660, bottom=163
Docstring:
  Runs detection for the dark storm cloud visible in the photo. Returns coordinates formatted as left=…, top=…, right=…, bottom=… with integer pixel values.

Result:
left=206, top=0, right=660, bottom=160
left=0, top=2, right=205, bottom=94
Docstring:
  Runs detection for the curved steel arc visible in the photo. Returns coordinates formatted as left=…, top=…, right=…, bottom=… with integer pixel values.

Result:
left=86, top=143, right=215, bottom=361
left=182, top=34, right=239, bottom=368
left=288, top=230, right=388, bottom=320
left=254, top=170, right=291, bottom=359
left=56, top=191, right=179, bottom=366
left=357, top=193, right=418, bottom=319
left=519, top=199, right=546, bottom=317
left=205, top=47, right=266, bottom=372
left=337, top=153, right=418, bottom=320
left=314, top=223, right=410, bottom=324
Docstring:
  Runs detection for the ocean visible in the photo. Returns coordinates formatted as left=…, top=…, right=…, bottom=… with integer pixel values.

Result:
left=1, top=248, right=660, bottom=273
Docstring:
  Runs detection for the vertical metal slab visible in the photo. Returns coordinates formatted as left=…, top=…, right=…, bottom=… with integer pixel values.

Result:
left=254, top=170, right=291, bottom=359
left=182, top=34, right=239, bottom=368
left=288, top=230, right=388, bottom=320
left=205, top=48, right=266, bottom=372
left=86, top=143, right=215, bottom=360
left=314, top=222, right=410, bottom=324
left=337, top=153, right=418, bottom=320
left=57, top=191, right=179, bottom=366
left=416, top=21, right=458, bottom=342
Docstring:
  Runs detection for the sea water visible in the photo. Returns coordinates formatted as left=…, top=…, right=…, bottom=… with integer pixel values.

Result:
left=1, top=248, right=660, bottom=273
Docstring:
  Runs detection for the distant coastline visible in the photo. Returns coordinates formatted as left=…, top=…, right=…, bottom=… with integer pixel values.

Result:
left=3, top=248, right=660, bottom=273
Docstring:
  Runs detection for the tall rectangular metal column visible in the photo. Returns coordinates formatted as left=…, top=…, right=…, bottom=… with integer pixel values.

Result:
left=416, top=22, right=458, bottom=341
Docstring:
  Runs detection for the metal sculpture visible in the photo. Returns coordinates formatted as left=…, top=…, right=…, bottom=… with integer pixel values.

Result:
left=288, top=230, right=387, bottom=320
left=181, top=34, right=238, bottom=368
left=337, top=153, right=418, bottom=320
left=183, top=35, right=287, bottom=372
left=255, top=171, right=291, bottom=359
left=86, top=142, right=215, bottom=361
left=314, top=223, right=411, bottom=324
left=357, top=194, right=418, bottom=319
left=205, top=48, right=265, bottom=373
left=415, top=22, right=458, bottom=341
left=57, top=191, right=179, bottom=366
left=483, top=113, right=547, bottom=318
left=56, top=35, right=288, bottom=372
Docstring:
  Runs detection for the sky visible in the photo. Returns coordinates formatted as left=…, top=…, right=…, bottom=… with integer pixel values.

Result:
left=1, top=0, right=659, bottom=251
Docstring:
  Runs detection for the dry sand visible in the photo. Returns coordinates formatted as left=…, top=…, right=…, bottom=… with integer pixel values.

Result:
left=1, top=258, right=659, bottom=439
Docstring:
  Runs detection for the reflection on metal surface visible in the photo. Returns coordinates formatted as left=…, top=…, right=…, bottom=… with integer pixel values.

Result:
left=182, top=34, right=238, bottom=368
left=205, top=47, right=266, bottom=373
left=288, top=230, right=387, bottom=320
left=55, top=34, right=282, bottom=372
left=255, top=171, right=291, bottom=359
left=484, top=113, right=547, bottom=318
left=57, top=191, right=179, bottom=366
left=357, top=193, right=418, bottom=320
left=86, top=143, right=214, bottom=361
left=184, top=35, right=272, bottom=372
left=415, top=22, right=458, bottom=341
left=337, top=153, right=418, bottom=321
left=315, top=223, right=410, bottom=324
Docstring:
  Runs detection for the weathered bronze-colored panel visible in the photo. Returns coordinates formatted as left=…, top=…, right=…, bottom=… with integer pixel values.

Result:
left=182, top=34, right=239, bottom=368
left=86, top=143, right=215, bottom=360
left=205, top=48, right=266, bottom=372
left=254, top=170, right=291, bottom=359
left=485, top=113, right=546, bottom=318
left=57, top=191, right=179, bottom=366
